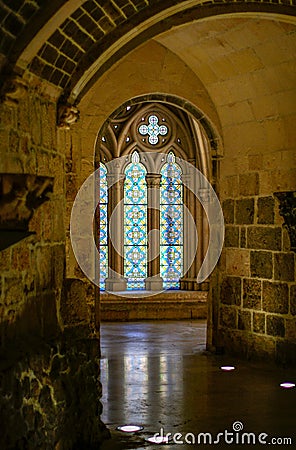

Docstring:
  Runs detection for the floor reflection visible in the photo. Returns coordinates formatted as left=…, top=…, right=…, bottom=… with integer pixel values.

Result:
left=100, top=321, right=296, bottom=449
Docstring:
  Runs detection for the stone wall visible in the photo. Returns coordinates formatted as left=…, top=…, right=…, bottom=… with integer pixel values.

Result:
left=217, top=186, right=296, bottom=365
left=0, top=78, right=64, bottom=341
left=0, top=329, right=108, bottom=450
left=0, top=82, right=108, bottom=448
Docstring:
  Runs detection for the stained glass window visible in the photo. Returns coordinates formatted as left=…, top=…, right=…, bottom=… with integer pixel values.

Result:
left=160, top=152, right=183, bottom=289
left=124, top=152, right=147, bottom=289
left=99, top=163, right=108, bottom=290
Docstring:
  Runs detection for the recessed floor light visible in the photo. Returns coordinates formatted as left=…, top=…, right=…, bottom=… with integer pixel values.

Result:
left=116, top=424, right=144, bottom=432
left=220, top=366, right=236, bottom=371
left=146, top=435, right=170, bottom=444
left=116, top=424, right=144, bottom=433
left=280, top=382, right=295, bottom=389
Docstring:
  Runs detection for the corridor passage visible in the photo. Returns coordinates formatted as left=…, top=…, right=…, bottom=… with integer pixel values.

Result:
left=100, top=321, right=296, bottom=449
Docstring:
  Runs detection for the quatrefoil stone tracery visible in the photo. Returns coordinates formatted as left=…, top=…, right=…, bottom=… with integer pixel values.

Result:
left=138, top=115, right=168, bottom=145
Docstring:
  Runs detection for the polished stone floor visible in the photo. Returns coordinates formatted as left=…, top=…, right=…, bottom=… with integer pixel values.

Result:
left=100, top=321, right=296, bottom=449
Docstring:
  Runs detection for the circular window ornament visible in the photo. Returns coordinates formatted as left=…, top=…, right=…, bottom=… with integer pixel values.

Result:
left=138, top=114, right=168, bottom=145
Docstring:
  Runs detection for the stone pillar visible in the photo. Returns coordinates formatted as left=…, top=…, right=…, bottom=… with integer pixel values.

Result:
left=105, top=173, right=127, bottom=291
left=145, top=174, right=163, bottom=291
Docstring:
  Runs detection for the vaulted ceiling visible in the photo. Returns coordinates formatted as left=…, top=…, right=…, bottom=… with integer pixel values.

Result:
left=0, top=0, right=295, bottom=104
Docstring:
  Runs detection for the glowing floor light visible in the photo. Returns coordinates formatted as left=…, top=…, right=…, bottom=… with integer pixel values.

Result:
left=116, top=425, right=144, bottom=432
left=220, top=366, right=236, bottom=371
left=280, top=382, right=295, bottom=389
left=146, top=435, right=170, bottom=444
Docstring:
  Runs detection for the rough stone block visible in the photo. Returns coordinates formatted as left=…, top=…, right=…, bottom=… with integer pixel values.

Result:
left=291, top=285, right=296, bottom=315
left=52, top=245, right=65, bottom=289
left=219, top=306, right=237, bottom=329
left=253, top=312, right=265, bottom=334
left=250, top=251, right=273, bottom=279
left=226, top=248, right=250, bottom=277
left=36, top=246, right=53, bottom=290
left=222, top=199, right=234, bottom=224
left=4, top=276, right=24, bottom=306
left=226, top=175, right=239, bottom=198
left=247, top=226, right=282, bottom=250
left=9, top=129, right=19, bottom=153
left=248, top=154, right=263, bottom=171
left=285, top=318, right=296, bottom=342
left=235, top=198, right=255, bottom=225
left=238, top=310, right=251, bottom=331
left=266, top=315, right=285, bottom=337
left=239, top=172, right=259, bottom=196
left=224, top=226, right=239, bottom=248
left=61, top=278, right=91, bottom=329
left=273, top=253, right=295, bottom=282
left=11, top=245, right=30, bottom=271
left=0, top=247, right=11, bottom=271
left=240, top=227, right=246, bottom=248
left=263, top=281, right=289, bottom=313
left=247, top=334, right=276, bottom=361
left=257, top=196, right=275, bottom=224
left=282, top=228, right=291, bottom=252
left=243, top=278, right=261, bottom=309
left=218, top=328, right=247, bottom=358
left=220, top=276, right=241, bottom=306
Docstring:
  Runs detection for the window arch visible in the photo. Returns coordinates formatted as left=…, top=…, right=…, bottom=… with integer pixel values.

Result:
left=160, top=152, right=183, bottom=289
left=124, top=151, right=147, bottom=290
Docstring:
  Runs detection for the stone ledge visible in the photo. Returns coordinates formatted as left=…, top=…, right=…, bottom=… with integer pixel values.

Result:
left=100, top=290, right=207, bottom=321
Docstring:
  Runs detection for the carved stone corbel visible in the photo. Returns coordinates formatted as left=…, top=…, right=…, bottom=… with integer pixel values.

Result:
left=0, top=174, right=53, bottom=250
left=2, top=75, right=28, bottom=106
left=274, top=191, right=296, bottom=252
left=57, top=104, right=80, bottom=129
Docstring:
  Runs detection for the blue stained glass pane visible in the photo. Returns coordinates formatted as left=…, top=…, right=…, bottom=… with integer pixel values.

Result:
left=125, top=162, right=147, bottom=205
left=99, top=164, right=108, bottom=290
left=125, top=204, right=146, bottom=226
left=124, top=153, right=147, bottom=289
left=99, top=246, right=108, bottom=290
left=160, top=153, right=183, bottom=289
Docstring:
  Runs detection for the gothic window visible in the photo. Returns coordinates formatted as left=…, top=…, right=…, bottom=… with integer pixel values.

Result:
left=160, top=152, right=183, bottom=289
left=99, top=163, right=108, bottom=290
left=98, top=103, right=208, bottom=293
left=124, top=152, right=147, bottom=290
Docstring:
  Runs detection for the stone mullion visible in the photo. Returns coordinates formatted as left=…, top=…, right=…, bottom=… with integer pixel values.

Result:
left=199, top=187, right=210, bottom=288
left=181, top=170, right=199, bottom=290
left=145, top=174, right=163, bottom=291
left=105, top=174, right=127, bottom=291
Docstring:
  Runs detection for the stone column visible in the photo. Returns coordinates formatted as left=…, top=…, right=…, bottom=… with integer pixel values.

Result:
left=145, top=174, right=163, bottom=291
left=105, top=173, right=127, bottom=291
